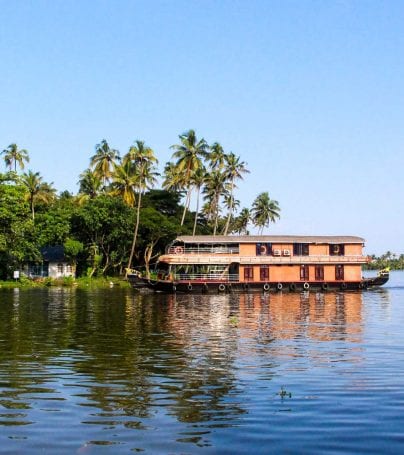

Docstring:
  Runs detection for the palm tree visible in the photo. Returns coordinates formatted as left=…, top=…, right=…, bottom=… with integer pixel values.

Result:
left=190, top=166, right=207, bottom=236
left=223, top=153, right=249, bottom=235
left=221, top=193, right=240, bottom=234
left=251, top=192, right=280, bottom=234
left=21, top=170, right=56, bottom=220
left=78, top=168, right=102, bottom=199
left=109, top=161, right=137, bottom=208
left=125, top=141, right=159, bottom=271
left=203, top=170, right=228, bottom=235
left=234, top=208, right=251, bottom=234
left=209, top=142, right=226, bottom=170
left=1, top=143, right=29, bottom=172
left=162, top=161, right=186, bottom=192
left=90, top=139, right=120, bottom=187
left=170, top=129, right=208, bottom=225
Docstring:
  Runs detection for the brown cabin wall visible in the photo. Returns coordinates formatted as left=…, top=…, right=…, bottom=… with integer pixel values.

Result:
left=239, top=264, right=363, bottom=283
left=345, top=244, right=363, bottom=255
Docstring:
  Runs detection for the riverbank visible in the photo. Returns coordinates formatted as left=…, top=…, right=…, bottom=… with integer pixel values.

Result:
left=0, top=276, right=131, bottom=289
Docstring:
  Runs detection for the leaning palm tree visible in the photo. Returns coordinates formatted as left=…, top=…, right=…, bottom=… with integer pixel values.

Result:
left=21, top=170, right=56, bottom=220
left=90, top=139, right=120, bottom=188
left=1, top=143, right=29, bottom=172
left=125, top=141, right=159, bottom=271
left=170, top=129, right=208, bottom=225
left=223, top=153, right=249, bottom=235
left=251, top=192, right=280, bottom=234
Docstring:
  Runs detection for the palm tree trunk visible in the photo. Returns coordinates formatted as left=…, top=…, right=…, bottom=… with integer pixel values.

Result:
left=127, top=191, right=142, bottom=272
left=180, top=186, right=192, bottom=226
left=223, top=180, right=235, bottom=235
left=192, top=187, right=201, bottom=236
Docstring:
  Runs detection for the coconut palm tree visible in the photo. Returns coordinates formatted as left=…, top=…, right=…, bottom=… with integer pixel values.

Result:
left=234, top=208, right=251, bottom=234
left=1, top=143, right=29, bottom=172
left=203, top=170, right=229, bottom=235
left=209, top=142, right=226, bottom=170
left=125, top=141, right=159, bottom=271
left=170, top=129, right=208, bottom=225
left=21, top=170, right=56, bottom=220
left=109, top=161, right=137, bottom=208
left=223, top=153, right=249, bottom=235
left=162, top=161, right=186, bottom=193
left=251, top=192, right=280, bottom=234
left=221, top=193, right=240, bottom=234
left=90, top=139, right=120, bottom=187
left=78, top=168, right=102, bottom=199
left=190, top=166, right=207, bottom=236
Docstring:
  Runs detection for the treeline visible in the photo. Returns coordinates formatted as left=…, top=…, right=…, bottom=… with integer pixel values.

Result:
left=366, top=252, right=404, bottom=271
left=0, top=131, right=280, bottom=279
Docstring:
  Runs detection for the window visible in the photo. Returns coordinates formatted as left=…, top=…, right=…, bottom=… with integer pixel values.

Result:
left=244, top=266, right=254, bottom=281
left=260, top=265, right=269, bottom=281
left=293, top=243, right=309, bottom=256
left=330, top=244, right=345, bottom=256
left=315, top=265, right=324, bottom=281
left=300, top=265, right=309, bottom=281
left=57, top=263, right=64, bottom=274
left=335, top=265, right=344, bottom=280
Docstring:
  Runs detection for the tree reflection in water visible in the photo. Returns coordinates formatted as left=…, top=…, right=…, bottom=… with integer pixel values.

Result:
left=0, top=287, right=381, bottom=452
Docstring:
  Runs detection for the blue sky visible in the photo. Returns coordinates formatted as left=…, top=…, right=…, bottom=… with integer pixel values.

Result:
left=1, top=0, right=403, bottom=255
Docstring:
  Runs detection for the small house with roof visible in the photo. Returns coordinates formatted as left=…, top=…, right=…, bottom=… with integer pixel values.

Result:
left=24, top=246, right=74, bottom=278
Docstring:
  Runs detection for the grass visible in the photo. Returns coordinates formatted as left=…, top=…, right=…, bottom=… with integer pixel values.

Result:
left=0, top=276, right=131, bottom=289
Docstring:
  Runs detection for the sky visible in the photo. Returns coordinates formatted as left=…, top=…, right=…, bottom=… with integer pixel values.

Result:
left=1, top=0, right=403, bottom=255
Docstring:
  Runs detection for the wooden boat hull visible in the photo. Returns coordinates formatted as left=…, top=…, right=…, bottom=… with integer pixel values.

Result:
left=127, top=273, right=389, bottom=294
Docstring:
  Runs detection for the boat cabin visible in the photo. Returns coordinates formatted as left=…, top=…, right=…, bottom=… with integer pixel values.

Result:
left=158, top=235, right=367, bottom=285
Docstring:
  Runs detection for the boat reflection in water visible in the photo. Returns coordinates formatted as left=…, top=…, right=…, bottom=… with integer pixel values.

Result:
left=0, top=287, right=395, bottom=454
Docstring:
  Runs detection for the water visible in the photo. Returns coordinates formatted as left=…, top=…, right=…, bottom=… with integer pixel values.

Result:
left=1, top=272, right=404, bottom=454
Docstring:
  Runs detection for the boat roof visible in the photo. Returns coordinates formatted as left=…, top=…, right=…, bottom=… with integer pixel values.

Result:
left=174, top=235, right=365, bottom=245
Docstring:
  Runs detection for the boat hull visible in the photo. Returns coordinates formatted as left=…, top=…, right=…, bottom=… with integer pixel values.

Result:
left=127, top=274, right=389, bottom=293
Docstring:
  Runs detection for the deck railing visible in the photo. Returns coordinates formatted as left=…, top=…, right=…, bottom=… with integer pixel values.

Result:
left=161, top=253, right=367, bottom=264
left=173, top=273, right=239, bottom=282
left=168, top=246, right=239, bottom=255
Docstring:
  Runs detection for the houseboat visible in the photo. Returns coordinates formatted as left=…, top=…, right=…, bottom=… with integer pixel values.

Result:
left=127, top=235, right=389, bottom=293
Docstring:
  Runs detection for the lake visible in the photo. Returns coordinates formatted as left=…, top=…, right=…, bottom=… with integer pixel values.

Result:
left=1, top=271, right=404, bottom=454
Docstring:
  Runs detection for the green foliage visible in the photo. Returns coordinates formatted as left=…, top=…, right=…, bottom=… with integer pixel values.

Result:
left=63, top=238, right=84, bottom=261
left=0, top=181, right=39, bottom=278
left=365, top=252, right=404, bottom=270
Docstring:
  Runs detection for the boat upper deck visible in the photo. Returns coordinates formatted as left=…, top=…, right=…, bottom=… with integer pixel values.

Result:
left=161, top=235, right=368, bottom=265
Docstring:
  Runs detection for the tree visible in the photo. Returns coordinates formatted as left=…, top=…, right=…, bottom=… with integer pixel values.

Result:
left=233, top=208, right=251, bottom=234
left=110, top=161, right=137, bottom=208
left=0, top=179, right=37, bottom=278
left=170, top=130, right=208, bottom=225
left=71, top=195, right=134, bottom=276
left=1, top=143, right=29, bottom=172
left=124, top=141, right=159, bottom=271
left=78, top=168, right=102, bottom=200
left=209, top=142, right=226, bottom=170
left=202, top=170, right=228, bottom=235
left=90, top=139, right=120, bottom=187
left=190, top=166, right=207, bottom=236
left=223, top=153, right=249, bottom=235
left=21, top=171, right=56, bottom=220
left=251, top=192, right=280, bottom=234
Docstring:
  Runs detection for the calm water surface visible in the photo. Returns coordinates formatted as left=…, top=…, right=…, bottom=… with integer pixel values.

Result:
left=1, top=272, right=404, bottom=454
